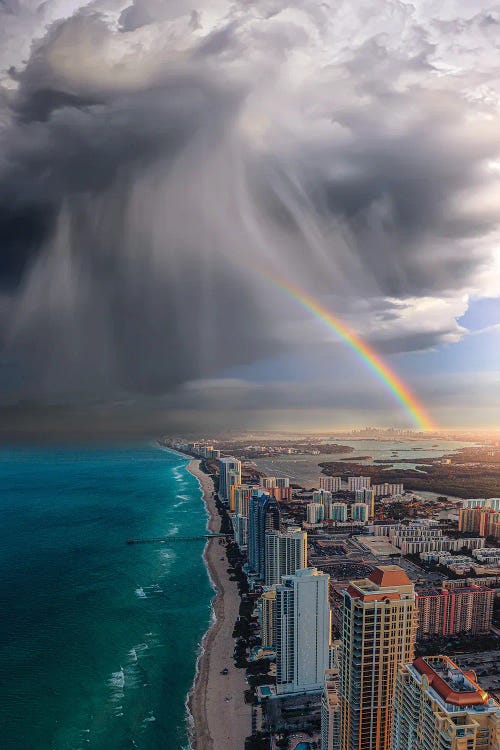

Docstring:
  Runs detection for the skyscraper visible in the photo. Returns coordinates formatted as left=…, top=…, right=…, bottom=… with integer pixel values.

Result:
left=227, top=469, right=241, bottom=511
left=264, top=528, right=307, bottom=586
left=393, top=656, right=500, bottom=750
left=248, top=492, right=281, bottom=578
left=235, top=514, right=248, bottom=549
left=218, top=457, right=241, bottom=503
left=276, top=567, right=331, bottom=695
left=339, top=565, right=417, bottom=750
left=233, top=484, right=259, bottom=518
left=260, top=588, right=277, bottom=647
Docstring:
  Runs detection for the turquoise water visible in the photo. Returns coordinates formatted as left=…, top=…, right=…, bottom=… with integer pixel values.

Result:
left=0, top=444, right=213, bottom=750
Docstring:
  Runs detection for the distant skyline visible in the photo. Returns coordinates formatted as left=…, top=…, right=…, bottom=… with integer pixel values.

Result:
left=0, top=1, right=499, bottom=436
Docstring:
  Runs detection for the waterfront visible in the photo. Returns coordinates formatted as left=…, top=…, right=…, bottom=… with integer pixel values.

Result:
left=0, top=444, right=212, bottom=750
left=252, top=439, right=479, bottom=487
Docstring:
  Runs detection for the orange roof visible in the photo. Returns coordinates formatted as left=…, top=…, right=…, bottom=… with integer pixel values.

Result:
left=413, top=657, right=489, bottom=707
left=368, top=565, right=412, bottom=588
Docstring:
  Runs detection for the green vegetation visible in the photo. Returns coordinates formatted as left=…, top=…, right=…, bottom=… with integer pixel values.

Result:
left=319, top=447, right=500, bottom=498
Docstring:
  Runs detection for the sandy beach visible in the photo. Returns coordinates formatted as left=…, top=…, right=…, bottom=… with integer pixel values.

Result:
left=187, top=459, right=250, bottom=750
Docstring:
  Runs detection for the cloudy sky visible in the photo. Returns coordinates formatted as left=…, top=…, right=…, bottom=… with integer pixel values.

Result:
left=0, top=0, right=499, bottom=436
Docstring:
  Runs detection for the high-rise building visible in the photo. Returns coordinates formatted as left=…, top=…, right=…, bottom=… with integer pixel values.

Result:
left=458, top=507, right=482, bottom=534
left=261, top=476, right=277, bottom=489
left=393, top=656, right=500, bottom=750
left=235, top=514, right=248, bottom=549
left=307, top=502, right=325, bottom=525
left=320, top=476, right=342, bottom=492
left=339, top=565, right=417, bottom=750
left=276, top=568, right=331, bottom=695
left=416, top=585, right=495, bottom=638
left=347, top=476, right=371, bottom=492
left=248, top=492, right=281, bottom=578
left=480, top=509, right=500, bottom=537
left=260, top=588, right=277, bottom=647
left=351, top=503, right=369, bottom=524
left=313, top=489, right=333, bottom=506
left=264, top=528, right=307, bottom=587
left=459, top=507, right=500, bottom=537
left=233, top=484, right=258, bottom=517
left=321, top=668, right=341, bottom=750
left=355, top=488, right=375, bottom=517
left=260, top=476, right=292, bottom=501
left=227, top=469, right=241, bottom=512
left=463, top=498, right=500, bottom=511
left=330, top=502, right=348, bottom=523
left=276, top=477, right=290, bottom=488
left=218, top=457, right=241, bottom=503
left=372, top=482, right=404, bottom=497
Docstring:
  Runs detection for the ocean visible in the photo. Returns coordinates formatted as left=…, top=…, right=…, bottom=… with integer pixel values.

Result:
left=0, top=444, right=213, bottom=750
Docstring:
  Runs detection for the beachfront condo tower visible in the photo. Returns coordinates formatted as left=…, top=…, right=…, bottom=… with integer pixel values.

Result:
left=321, top=668, right=341, bottom=750
left=218, top=457, right=241, bottom=503
left=264, top=528, right=307, bottom=586
left=248, top=492, right=281, bottom=579
left=260, top=588, right=277, bottom=647
left=393, top=656, right=500, bottom=750
left=233, top=484, right=259, bottom=518
left=339, top=565, right=417, bottom=750
left=276, top=567, right=331, bottom=695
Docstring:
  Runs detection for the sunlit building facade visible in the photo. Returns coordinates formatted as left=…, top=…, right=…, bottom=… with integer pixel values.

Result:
left=393, top=656, right=500, bottom=750
left=339, top=566, right=417, bottom=750
left=264, top=528, right=307, bottom=587
left=276, top=568, right=331, bottom=695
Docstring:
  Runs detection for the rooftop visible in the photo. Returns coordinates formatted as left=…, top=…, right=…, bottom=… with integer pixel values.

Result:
left=346, top=565, right=414, bottom=601
left=413, top=656, right=491, bottom=707
left=368, top=565, right=412, bottom=587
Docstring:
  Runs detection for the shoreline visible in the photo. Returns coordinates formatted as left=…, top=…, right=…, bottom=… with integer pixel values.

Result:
left=186, top=458, right=250, bottom=750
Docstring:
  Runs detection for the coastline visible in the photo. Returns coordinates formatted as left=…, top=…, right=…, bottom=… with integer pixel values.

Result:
left=186, top=458, right=250, bottom=750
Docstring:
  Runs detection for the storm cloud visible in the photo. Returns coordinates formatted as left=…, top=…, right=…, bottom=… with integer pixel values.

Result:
left=0, top=0, right=499, bottom=431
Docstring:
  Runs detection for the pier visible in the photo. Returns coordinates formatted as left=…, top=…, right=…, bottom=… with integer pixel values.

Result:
left=126, top=534, right=229, bottom=545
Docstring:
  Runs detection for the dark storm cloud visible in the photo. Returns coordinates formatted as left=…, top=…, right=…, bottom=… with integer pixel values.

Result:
left=0, top=0, right=499, bottom=433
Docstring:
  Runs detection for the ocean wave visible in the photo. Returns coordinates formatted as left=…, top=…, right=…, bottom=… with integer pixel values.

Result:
left=108, top=668, right=125, bottom=690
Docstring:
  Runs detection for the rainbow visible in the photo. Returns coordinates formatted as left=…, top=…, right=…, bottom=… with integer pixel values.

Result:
left=266, top=275, right=436, bottom=431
